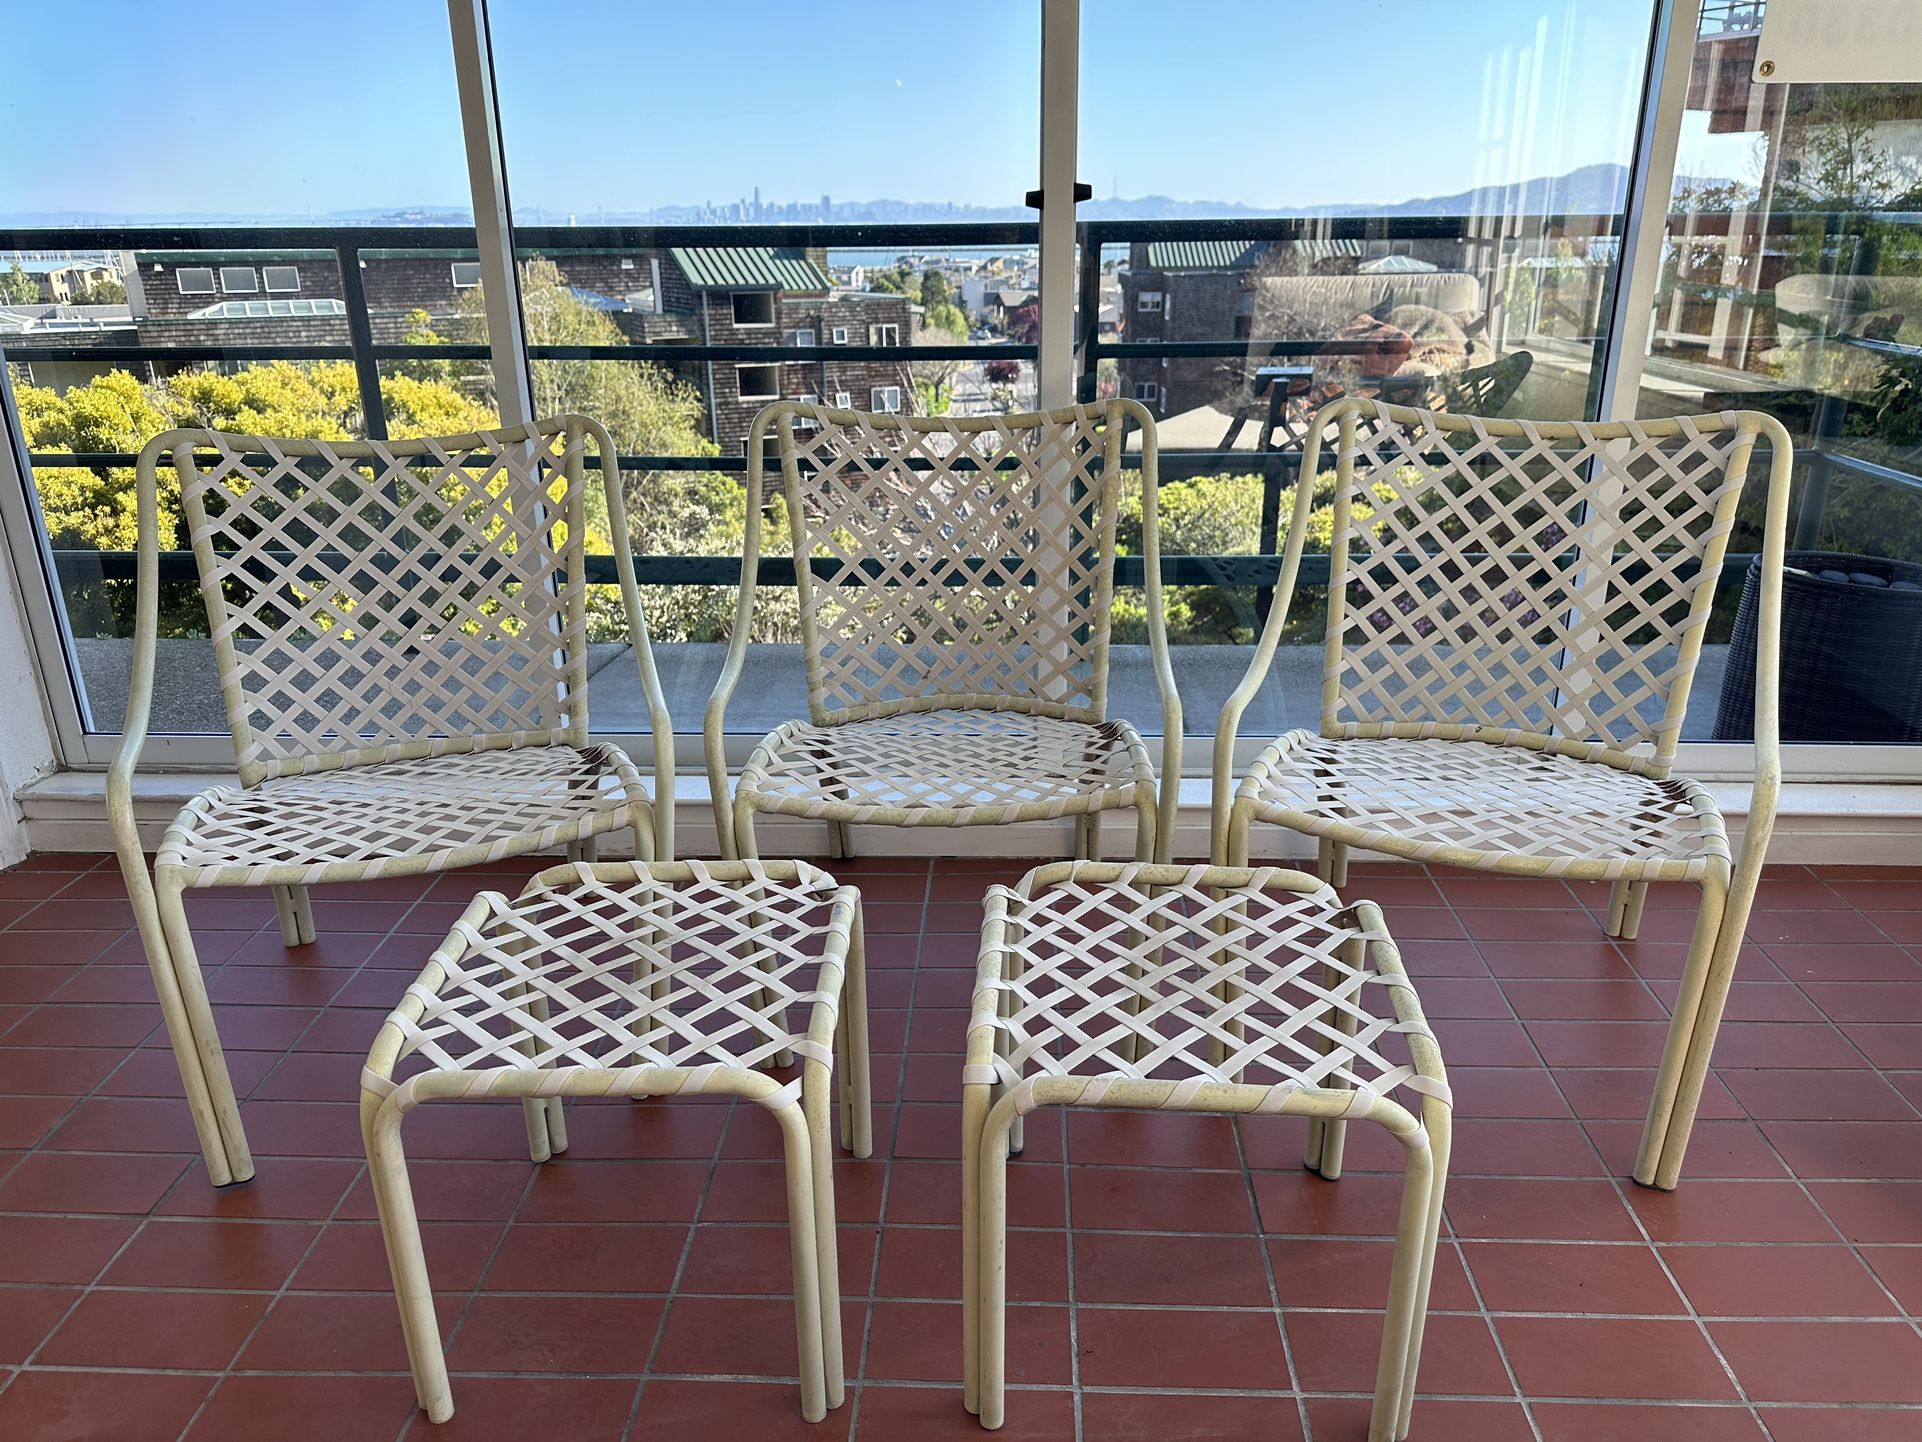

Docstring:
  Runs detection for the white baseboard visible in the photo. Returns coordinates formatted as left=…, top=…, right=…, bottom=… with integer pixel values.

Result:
left=18, top=769, right=1922, bottom=866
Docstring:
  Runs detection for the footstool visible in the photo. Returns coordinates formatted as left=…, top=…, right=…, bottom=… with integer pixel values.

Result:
left=359, top=859, right=872, bottom=1424
left=962, top=861, right=1451, bottom=1442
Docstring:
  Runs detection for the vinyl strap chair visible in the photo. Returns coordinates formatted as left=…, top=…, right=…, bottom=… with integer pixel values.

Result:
left=361, top=859, right=871, bottom=1424
left=962, top=861, right=1449, bottom=1442
left=111, top=417, right=672, bottom=1187
left=1214, top=398, right=1793, bottom=1190
left=708, top=400, right=1180, bottom=868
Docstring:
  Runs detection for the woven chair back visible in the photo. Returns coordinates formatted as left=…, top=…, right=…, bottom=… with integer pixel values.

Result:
left=766, top=402, right=1130, bottom=724
left=1313, top=400, right=1766, bottom=770
left=162, top=419, right=601, bottom=784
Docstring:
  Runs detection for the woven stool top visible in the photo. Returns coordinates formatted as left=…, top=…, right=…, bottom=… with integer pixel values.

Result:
left=363, top=860, right=858, bottom=1112
left=966, top=861, right=1450, bottom=1129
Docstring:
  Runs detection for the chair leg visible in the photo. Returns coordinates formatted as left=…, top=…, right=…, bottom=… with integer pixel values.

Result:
left=1649, top=876, right=1752, bottom=1191
left=1306, top=937, right=1363, bottom=1180
left=154, top=880, right=254, bottom=1184
left=1635, top=873, right=1730, bottom=1190
left=272, top=884, right=316, bottom=946
left=976, top=1100, right=1016, bottom=1431
left=130, top=886, right=248, bottom=1186
left=365, top=1101, right=453, bottom=1423
left=1317, top=837, right=1350, bottom=889
left=961, top=1082, right=990, bottom=1416
left=827, top=820, right=852, bottom=860
left=1213, top=805, right=1254, bottom=1069
left=1606, top=878, right=1649, bottom=940
left=565, top=835, right=598, bottom=864
left=772, top=1098, right=829, bottom=1423
left=733, top=805, right=793, bottom=1067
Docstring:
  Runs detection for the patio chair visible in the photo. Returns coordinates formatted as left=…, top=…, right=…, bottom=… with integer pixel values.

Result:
left=1213, top=398, right=1793, bottom=1190
left=110, top=417, right=672, bottom=1187
left=708, top=400, right=1180, bottom=866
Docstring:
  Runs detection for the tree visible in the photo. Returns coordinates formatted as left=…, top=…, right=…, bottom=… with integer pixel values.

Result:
left=0, top=263, right=38, bottom=304
left=919, top=269, right=953, bottom=310
left=67, top=277, right=127, bottom=306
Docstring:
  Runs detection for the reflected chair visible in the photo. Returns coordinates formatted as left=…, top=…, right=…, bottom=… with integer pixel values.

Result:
left=1213, top=399, right=1793, bottom=1190
left=111, top=417, right=672, bottom=1186
left=708, top=400, right=1180, bottom=866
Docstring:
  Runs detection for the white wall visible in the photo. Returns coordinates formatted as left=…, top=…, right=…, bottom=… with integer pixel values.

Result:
left=0, top=533, right=58, bottom=865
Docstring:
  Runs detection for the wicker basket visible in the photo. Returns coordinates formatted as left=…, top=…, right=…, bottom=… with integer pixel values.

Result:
left=1714, top=550, right=1922, bottom=743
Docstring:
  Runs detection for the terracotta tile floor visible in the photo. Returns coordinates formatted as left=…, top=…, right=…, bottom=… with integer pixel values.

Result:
left=0, top=851, right=1919, bottom=1441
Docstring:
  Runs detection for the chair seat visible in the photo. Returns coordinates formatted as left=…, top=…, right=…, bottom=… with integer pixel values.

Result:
left=156, top=744, right=645, bottom=888
left=737, top=710, right=1153, bottom=826
left=969, top=861, right=1449, bottom=1121
left=363, top=860, right=857, bottom=1110
left=1239, top=731, right=1730, bottom=881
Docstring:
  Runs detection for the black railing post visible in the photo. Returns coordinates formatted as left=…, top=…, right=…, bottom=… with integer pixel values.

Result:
left=1076, top=222, right=1102, bottom=404
left=334, top=244, right=388, bottom=441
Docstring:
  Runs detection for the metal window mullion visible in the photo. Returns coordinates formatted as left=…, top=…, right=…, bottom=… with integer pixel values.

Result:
left=447, top=0, right=536, bottom=429
left=1036, top=0, right=1079, bottom=410
left=1594, top=0, right=1703, bottom=423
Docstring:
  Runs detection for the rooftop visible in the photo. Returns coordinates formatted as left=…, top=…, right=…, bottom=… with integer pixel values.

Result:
left=669, top=246, right=831, bottom=292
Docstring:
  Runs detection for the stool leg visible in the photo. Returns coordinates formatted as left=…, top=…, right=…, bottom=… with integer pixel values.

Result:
left=1395, top=1109, right=1451, bottom=1440
left=843, top=911, right=873, bottom=1159
left=802, top=1057, right=845, bottom=1409
left=772, top=1099, right=828, bottom=1423
left=364, top=1100, right=452, bottom=1423
left=1371, top=1122, right=1441, bottom=1442
left=1606, top=878, right=1649, bottom=940
left=977, top=1100, right=1017, bottom=1431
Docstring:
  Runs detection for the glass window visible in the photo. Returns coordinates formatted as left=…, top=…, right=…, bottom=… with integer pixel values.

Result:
left=1641, top=2, right=1922, bottom=745
left=1081, top=0, right=1660, bottom=740
left=486, top=0, right=1043, bottom=736
left=0, top=1, right=477, bottom=740
left=449, top=261, right=483, bottom=289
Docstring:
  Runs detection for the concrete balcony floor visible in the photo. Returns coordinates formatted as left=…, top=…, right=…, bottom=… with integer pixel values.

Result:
left=0, top=850, right=1917, bottom=1440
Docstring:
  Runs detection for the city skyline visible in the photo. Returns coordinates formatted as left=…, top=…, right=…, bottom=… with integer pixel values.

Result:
left=2, top=2, right=1699, bottom=223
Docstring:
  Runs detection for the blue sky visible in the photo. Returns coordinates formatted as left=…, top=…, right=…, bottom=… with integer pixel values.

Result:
left=3, top=1, right=1677, bottom=219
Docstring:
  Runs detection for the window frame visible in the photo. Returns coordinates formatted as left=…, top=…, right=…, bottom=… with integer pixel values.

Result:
left=871, top=385, right=903, bottom=413
left=173, top=266, right=215, bottom=296
left=730, top=290, right=777, bottom=326
left=736, top=363, right=782, bottom=400
left=261, top=265, right=301, bottom=293
left=450, top=261, right=483, bottom=289
left=218, top=266, right=258, bottom=294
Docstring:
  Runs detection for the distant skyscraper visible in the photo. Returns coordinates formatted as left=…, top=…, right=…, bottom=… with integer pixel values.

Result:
left=822, top=194, right=831, bottom=220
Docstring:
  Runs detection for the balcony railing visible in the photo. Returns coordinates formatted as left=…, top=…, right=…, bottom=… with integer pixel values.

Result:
left=7, top=215, right=1920, bottom=661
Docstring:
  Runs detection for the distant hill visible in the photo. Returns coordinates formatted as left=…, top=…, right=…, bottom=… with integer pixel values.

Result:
left=0, top=165, right=1735, bottom=231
